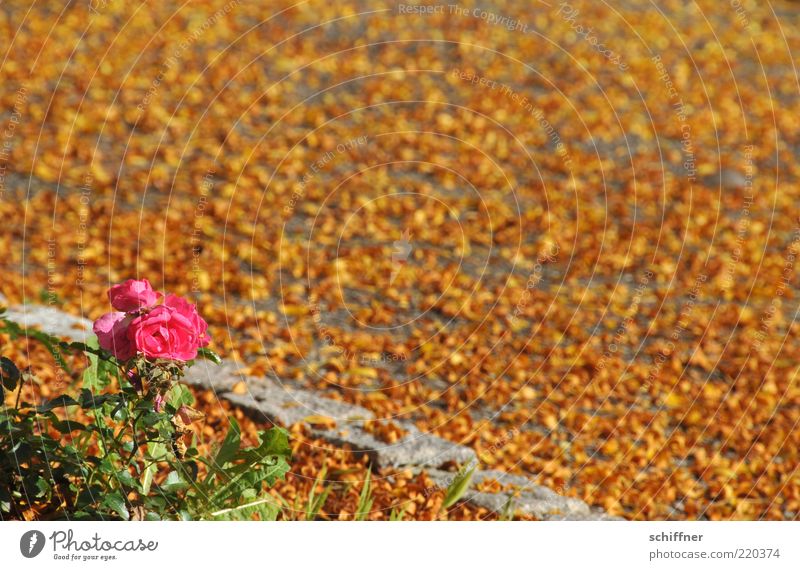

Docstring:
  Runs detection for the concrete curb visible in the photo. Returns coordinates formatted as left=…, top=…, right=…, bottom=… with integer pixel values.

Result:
left=2, top=302, right=623, bottom=520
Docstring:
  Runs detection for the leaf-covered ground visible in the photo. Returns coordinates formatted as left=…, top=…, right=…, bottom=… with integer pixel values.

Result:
left=2, top=0, right=800, bottom=519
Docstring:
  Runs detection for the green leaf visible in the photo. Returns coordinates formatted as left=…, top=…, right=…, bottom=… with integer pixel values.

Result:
left=51, top=419, right=86, bottom=433
left=354, top=469, right=374, bottom=521
left=442, top=462, right=476, bottom=509
left=161, top=471, right=188, bottom=493
left=211, top=498, right=279, bottom=521
left=110, top=398, right=129, bottom=421
left=78, top=389, right=114, bottom=409
left=213, top=418, right=241, bottom=467
left=36, top=395, right=80, bottom=412
left=82, top=336, right=118, bottom=392
left=204, top=427, right=291, bottom=506
left=97, top=453, right=123, bottom=474
left=97, top=353, right=119, bottom=387
left=389, top=505, right=407, bottom=521
left=144, top=495, right=166, bottom=511
left=197, top=348, right=222, bottom=365
left=141, top=441, right=166, bottom=495
left=0, top=357, right=20, bottom=391
left=304, top=465, right=331, bottom=521
left=62, top=340, right=111, bottom=361
left=117, top=469, right=137, bottom=489
left=253, top=426, right=291, bottom=462
left=167, top=383, right=194, bottom=408
left=35, top=477, right=51, bottom=498
left=141, top=411, right=164, bottom=427
left=82, top=336, right=101, bottom=392
left=142, top=464, right=156, bottom=495
left=499, top=496, right=516, bottom=521
left=103, top=492, right=130, bottom=520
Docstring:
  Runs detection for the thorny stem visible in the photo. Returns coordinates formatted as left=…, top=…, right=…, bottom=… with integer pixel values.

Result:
left=127, top=408, right=146, bottom=467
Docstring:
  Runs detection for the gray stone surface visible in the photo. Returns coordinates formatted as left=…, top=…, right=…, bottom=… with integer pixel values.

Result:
left=464, top=491, right=511, bottom=514
left=465, top=484, right=620, bottom=520
left=182, top=358, right=248, bottom=393
left=472, top=469, right=560, bottom=500
left=223, top=387, right=473, bottom=469
left=222, top=380, right=375, bottom=426
left=376, top=424, right=476, bottom=468
left=310, top=422, right=476, bottom=469
left=425, top=467, right=622, bottom=521
left=4, top=304, right=92, bottom=342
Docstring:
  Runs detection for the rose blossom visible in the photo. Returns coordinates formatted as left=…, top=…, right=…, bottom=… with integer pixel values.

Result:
left=93, top=312, right=135, bottom=360
left=108, top=279, right=161, bottom=312
left=128, top=304, right=204, bottom=361
left=163, top=294, right=210, bottom=348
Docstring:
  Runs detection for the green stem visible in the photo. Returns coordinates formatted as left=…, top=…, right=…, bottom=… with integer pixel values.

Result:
left=209, top=497, right=276, bottom=519
left=14, top=380, right=22, bottom=409
left=126, top=409, right=146, bottom=467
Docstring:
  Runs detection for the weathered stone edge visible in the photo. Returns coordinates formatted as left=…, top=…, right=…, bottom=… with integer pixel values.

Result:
left=1, top=301, right=623, bottom=521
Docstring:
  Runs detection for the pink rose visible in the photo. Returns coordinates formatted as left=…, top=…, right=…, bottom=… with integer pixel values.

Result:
left=93, top=312, right=135, bottom=361
left=108, top=279, right=161, bottom=312
left=128, top=305, right=202, bottom=361
left=163, top=294, right=210, bottom=347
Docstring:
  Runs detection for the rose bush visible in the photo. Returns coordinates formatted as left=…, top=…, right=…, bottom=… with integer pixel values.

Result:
left=91, top=279, right=214, bottom=410
left=1, top=281, right=290, bottom=521
left=94, top=280, right=209, bottom=361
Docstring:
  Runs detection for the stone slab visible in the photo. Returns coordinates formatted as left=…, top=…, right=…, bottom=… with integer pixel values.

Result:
left=4, top=304, right=92, bottom=342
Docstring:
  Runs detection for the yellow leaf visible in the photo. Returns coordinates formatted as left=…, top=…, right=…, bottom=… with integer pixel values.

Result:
left=665, top=393, right=682, bottom=409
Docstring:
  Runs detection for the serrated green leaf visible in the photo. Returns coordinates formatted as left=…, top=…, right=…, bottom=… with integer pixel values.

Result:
left=78, top=389, right=114, bottom=409
left=167, top=383, right=194, bottom=408
left=161, top=471, right=187, bottom=493
left=141, top=441, right=165, bottom=495
left=82, top=336, right=100, bottom=392
left=51, top=419, right=86, bottom=434
left=141, top=411, right=164, bottom=427
left=214, top=418, right=241, bottom=467
left=82, top=336, right=118, bottom=393
left=103, top=492, right=130, bottom=520
left=36, top=395, right=80, bottom=412
left=254, top=426, right=291, bottom=461
left=117, top=469, right=137, bottom=489
left=0, top=357, right=20, bottom=391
